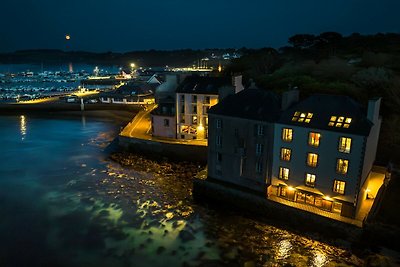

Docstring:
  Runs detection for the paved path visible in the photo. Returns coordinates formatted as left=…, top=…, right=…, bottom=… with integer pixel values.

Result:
left=120, top=105, right=207, bottom=146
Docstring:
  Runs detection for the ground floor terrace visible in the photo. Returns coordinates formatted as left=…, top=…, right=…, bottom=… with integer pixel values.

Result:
left=267, top=168, right=387, bottom=227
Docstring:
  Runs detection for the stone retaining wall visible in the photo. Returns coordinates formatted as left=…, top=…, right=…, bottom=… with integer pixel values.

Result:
left=119, top=135, right=208, bottom=163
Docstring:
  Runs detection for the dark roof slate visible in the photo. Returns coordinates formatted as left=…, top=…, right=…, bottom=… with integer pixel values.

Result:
left=176, top=76, right=231, bottom=95
left=279, top=94, right=373, bottom=135
left=208, top=89, right=281, bottom=122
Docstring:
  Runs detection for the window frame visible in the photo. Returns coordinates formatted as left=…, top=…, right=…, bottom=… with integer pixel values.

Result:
left=282, top=128, right=293, bottom=142
left=308, top=132, right=321, bottom=147
left=163, top=119, right=170, bottom=127
left=336, top=158, right=349, bottom=175
left=216, top=119, right=222, bottom=129
left=305, top=173, right=316, bottom=188
left=306, top=152, right=319, bottom=168
left=338, top=136, right=352, bottom=153
left=279, top=167, right=289, bottom=180
left=333, top=180, right=346, bottom=194
left=216, top=135, right=222, bottom=147
left=256, top=143, right=264, bottom=155
left=280, top=147, right=292, bottom=161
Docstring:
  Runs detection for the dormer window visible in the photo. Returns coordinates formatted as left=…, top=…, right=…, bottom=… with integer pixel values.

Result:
left=292, top=112, right=313, bottom=123
left=329, top=116, right=352, bottom=128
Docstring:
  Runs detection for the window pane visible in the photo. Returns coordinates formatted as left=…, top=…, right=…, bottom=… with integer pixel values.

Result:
left=309, top=132, right=321, bottom=147
left=282, top=128, right=293, bottom=142
left=336, top=159, right=349, bottom=174
left=281, top=148, right=291, bottom=161
left=307, top=153, right=318, bottom=167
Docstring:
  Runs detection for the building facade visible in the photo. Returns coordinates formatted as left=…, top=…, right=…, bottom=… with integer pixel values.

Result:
left=207, top=88, right=281, bottom=192
left=269, top=95, right=381, bottom=218
left=151, top=96, right=176, bottom=139
left=207, top=88, right=382, bottom=219
left=176, top=76, right=243, bottom=140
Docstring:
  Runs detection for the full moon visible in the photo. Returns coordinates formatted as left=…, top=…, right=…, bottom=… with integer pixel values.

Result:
left=65, top=34, right=71, bottom=40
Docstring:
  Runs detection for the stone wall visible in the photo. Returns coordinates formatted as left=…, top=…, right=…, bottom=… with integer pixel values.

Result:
left=119, top=135, right=208, bottom=163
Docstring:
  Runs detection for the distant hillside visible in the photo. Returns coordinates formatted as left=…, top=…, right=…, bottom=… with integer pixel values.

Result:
left=226, top=32, right=400, bottom=165
left=0, top=48, right=238, bottom=68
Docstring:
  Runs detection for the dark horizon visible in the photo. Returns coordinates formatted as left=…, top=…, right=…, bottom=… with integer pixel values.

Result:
left=1, top=0, right=399, bottom=53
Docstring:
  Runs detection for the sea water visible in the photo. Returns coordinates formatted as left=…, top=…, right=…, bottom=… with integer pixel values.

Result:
left=0, top=115, right=366, bottom=266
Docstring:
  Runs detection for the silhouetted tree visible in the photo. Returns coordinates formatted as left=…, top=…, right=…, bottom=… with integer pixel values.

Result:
left=288, top=34, right=316, bottom=49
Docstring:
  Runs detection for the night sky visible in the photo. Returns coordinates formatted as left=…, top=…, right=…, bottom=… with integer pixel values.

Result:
left=1, top=0, right=399, bottom=52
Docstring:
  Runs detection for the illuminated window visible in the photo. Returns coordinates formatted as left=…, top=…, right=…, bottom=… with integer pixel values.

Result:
left=329, top=116, right=352, bottom=128
left=305, top=173, right=316, bottom=187
left=192, top=116, right=197, bottom=125
left=308, top=132, right=321, bottom=147
left=292, top=112, right=313, bottom=123
left=256, top=162, right=263, bottom=173
left=336, top=159, right=349, bottom=174
left=216, top=119, right=222, bottom=128
left=279, top=167, right=289, bottom=180
left=280, top=148, right=291, bottom=161
left=307, top=153, right=318, bottom=167
left=256, top=143, right=264, bottom=155
left=282, top=128, right=293, bottom=142
left=338, top=137, right=352, bottom=153
left=333, top=180, right=346, bottom=194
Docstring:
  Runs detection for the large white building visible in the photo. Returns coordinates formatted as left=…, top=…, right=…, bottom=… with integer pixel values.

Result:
left=175, top=76, right=243, bottom=140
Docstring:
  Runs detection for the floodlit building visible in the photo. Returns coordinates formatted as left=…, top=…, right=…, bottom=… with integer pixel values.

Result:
left=175, top=75, right=244, bottom=140
left=151, top=96, right=176, bottom=139
left=207, top=86, right=383, bottom=220
left=269, top=95, right=382, bottom=218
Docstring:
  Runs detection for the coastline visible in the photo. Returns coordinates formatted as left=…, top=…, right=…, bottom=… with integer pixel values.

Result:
left=0, top=104, right=138, bottom=125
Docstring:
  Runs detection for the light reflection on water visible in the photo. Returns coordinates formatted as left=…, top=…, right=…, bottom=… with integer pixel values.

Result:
left=20, top=115, right=27, bottom=140
left=311, top=250, right=328, bottom=267
left=276, top=239, right=292, bottom=260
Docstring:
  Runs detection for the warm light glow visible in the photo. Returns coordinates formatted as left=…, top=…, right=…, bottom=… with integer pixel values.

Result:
left=197, top=124, right=204, bottom=131
left=20, top=115, right=27, bottom=140
left=130, top=63, right=135, bottom=68
left=218, top=64, right=222, bottom=72
left=287, top=186, right=295, bottom=191
left=324, top=196, right=333, bottom=201
left=65, top=34, right=71, bottom=40
left=292, top=112, right=313, bottom=123
left=329, top=115, right=352, bottom=128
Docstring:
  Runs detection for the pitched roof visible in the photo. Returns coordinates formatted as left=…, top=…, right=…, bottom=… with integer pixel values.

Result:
left=279, top=94, right=373, bottom=135
left=151, top=96, right=175, bottom=116
left=208, top=88, right=281, bottom=122
left=176, top=76, right=231, bottom=95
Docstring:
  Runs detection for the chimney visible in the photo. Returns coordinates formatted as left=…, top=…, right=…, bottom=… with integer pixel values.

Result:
left=281, top=89, right=299, bottom=110
left=367, top=97, right=381, bottom=123
left=232, top=75, right=244, bottom=94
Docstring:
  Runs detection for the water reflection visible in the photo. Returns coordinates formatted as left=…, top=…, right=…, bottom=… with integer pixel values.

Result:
left=276, top=239, right=292, bottom=260
left=311, top=250, right=328, bottom=266
left=20, top=115, right=27, bottom=140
